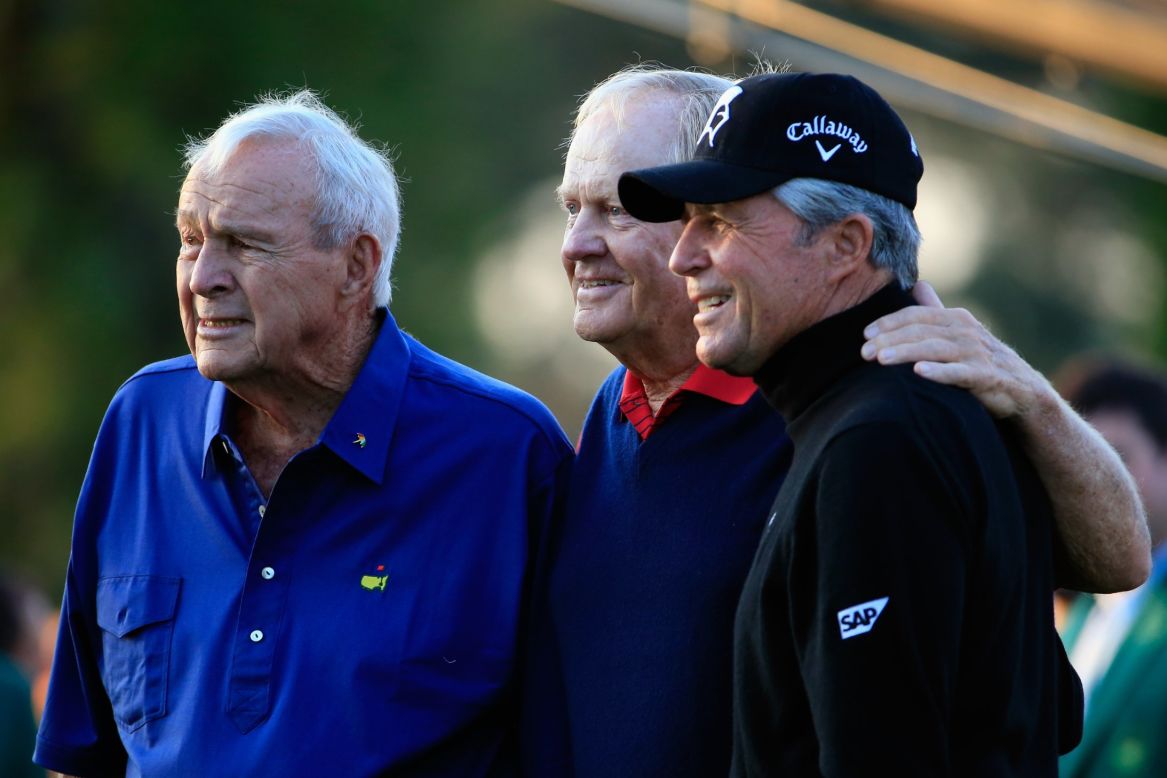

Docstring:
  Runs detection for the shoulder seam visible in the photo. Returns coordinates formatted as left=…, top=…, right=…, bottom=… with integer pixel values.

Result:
left=118, top=358, right=200, bottom=391
left=408, top=369, right=568, bottom=452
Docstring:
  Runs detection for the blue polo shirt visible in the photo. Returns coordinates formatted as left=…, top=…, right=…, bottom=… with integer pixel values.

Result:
left=34, top=312, right=572, bottom=778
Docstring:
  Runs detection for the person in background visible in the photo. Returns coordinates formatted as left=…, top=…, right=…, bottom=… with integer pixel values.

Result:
left=0, top=571, right=49, bottom=778
left=34, top=90, right=571, bottom=777
left=527, top=63, right=1149, bottom=777
left=1058, top=358, right=1167, bottom=777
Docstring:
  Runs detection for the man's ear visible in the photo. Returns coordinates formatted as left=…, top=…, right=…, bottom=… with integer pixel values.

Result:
left=342, top=233, right=383, bottom=302
left=824, top=213, right=874, bottom=284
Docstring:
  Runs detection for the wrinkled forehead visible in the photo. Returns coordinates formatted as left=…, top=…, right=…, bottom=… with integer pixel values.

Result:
left=183, top=136, right=312, bottom=189
left=178, top=138, right=316, bottom=223
left=563, top=97, right=681, bottom=188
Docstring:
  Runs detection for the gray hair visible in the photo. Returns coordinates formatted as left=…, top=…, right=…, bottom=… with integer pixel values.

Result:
left=570, top=64, right=734, bottom=164
left=183, top=90, right=402, bottom=307
left=773, top=178, right=921, bottom=288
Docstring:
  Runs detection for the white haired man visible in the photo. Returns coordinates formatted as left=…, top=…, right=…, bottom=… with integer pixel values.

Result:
left=532, top=67, right=1148, bottom=777
left=620, top=70, right=1103, bottom=774
left=34, top=91, right=572, bottom=777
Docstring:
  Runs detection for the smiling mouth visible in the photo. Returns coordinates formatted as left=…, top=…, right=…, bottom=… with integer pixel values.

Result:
left=199, top=318, right=246, bottom=329
left=697, top=295, right=731, bottom=312
left=579, top=280, right=622, bottom=289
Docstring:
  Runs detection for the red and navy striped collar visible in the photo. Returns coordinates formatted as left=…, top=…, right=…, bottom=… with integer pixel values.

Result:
left=618, top=364, right=756, bottom=440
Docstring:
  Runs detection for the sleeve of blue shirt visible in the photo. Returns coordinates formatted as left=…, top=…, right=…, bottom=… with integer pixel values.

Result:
left=34, top=414, right=130, bottom=777
left=792, top=421, right=973, bottom=777
left=517, top=447, right=574, bottom=778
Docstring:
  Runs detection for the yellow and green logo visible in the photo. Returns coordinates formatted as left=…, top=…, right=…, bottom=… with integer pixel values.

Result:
left=361, top=564, right=388, bottom=591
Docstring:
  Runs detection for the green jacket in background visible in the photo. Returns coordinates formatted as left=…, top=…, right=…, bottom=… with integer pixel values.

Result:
left=1059, top=581, right=1167, bottom=777
left=0, top=653, right=41, bottom=778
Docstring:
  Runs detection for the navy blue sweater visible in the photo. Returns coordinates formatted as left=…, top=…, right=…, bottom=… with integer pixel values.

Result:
left=545, top=367, right=793, bottom=778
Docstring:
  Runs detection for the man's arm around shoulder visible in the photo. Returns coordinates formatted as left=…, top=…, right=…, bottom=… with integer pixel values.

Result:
left=862, top=282, right=1150, bottom=592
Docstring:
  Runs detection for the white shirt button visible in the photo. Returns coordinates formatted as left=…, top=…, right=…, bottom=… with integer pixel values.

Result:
left=261, top=567, right=275, bottom=580
left=249, top=630, right=264, bottom=643
left=258, top=505, right=267, bottom=518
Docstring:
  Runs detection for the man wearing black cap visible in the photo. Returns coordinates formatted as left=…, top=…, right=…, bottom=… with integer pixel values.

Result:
left=619, top=72, right=1085, bottom=775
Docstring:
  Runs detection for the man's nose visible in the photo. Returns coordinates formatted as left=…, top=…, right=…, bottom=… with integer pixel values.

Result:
left=561, top=211, right=606, bottom=264
left=188, top=241, right=235, bottom=297
left=668, top=222, right=709, bottom=278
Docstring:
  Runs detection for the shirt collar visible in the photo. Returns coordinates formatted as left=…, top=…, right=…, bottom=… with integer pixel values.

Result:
left=619, top=363, right=757, bottom=439
left=201, top=381, right=231, bottom=479
left=755, top=283, right=909, bottom=422
left=318, top=311, right=409, bottom=484
left=620, top=363, right=757, bottom=407
left=676, top=363, right=758, bottom=404
left=199, top=309, right=410, bottom=485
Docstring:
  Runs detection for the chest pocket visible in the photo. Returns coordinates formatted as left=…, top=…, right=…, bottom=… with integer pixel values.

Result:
left=96, top=575, right=181, bottom=731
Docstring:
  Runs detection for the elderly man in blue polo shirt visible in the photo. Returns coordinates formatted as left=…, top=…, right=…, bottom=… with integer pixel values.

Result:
left=34, top=91, right=572, bottom=777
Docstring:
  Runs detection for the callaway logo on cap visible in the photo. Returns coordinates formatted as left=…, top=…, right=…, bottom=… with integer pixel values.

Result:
left=618, top=72, right=924, bottom=223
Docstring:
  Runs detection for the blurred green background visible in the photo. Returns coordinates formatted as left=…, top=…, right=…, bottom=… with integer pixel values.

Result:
left=2, top=0, right=1165, bottom=599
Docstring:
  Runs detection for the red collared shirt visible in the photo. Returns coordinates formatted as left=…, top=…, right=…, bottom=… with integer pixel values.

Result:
left=619, top=364, right=757, bottom=440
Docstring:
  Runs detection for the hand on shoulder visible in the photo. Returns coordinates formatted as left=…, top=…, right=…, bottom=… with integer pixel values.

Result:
left=860, top=281, right=1052, bottom=420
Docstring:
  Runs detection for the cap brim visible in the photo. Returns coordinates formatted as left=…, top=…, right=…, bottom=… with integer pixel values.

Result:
left=618, top=160, right=788, bottom=223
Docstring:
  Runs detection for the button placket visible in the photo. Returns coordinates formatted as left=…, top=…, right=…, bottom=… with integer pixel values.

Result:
left=227, top=509, right=289, bottom=733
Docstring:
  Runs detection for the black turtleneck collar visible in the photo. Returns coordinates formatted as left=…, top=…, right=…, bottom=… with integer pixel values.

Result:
left=754, top=282, right=914, bottom=422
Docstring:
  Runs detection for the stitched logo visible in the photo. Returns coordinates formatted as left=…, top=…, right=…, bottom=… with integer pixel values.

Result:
left=697, top=85, right=744, bottom=148
left=361, top=564, right=388, bottom=591
left=837, top=596, right=889, bottom=639
left=815, top=140, right=841, bottom=161
left=787, top=115, right=869, bottom=156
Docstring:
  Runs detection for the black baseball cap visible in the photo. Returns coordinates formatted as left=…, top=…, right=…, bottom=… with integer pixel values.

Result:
left=618, top=72, right=924, bottom=222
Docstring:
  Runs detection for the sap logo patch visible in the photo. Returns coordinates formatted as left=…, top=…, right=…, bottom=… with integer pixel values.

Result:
left=837, top=596, right=889, bottom=639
